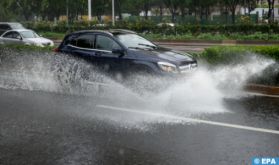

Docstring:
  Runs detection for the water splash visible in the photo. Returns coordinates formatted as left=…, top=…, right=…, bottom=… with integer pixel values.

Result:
left=0, top=49, right=109, bottom=95
left=211, top=54, right=274, bottom=91
left=0, top=49, right=275, bottom=128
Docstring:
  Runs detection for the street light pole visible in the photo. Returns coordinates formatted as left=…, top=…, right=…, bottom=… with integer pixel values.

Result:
left=66, top=0, right=69, bottom=27
left=88, top=0, right=92, bottom=21
left=112, top=0, right=115, bottom=26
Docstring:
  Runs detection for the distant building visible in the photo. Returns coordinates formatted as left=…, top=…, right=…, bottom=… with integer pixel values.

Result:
left=240, top=0, right=279, bottom=21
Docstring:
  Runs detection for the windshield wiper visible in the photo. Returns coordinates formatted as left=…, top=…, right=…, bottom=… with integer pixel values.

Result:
left=138, top=43, right=157, bottom=49
left=128, top=46, right=153, bottom=51
left=128, top=47, right=145, bottom=50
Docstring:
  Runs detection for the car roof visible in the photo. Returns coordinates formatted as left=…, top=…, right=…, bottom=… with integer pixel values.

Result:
left=4, top=29, right=33, bottom=32
left=0, top=29, right=34, bottom=37
left=0, top=22, right=23, bottom=25
left=71, top=29, right=137, bottom=36
left=109, top=29, right=137, bottom=34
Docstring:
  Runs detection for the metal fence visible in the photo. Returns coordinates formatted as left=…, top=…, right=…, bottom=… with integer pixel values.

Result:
left=128, top=14, right=259, bottom=25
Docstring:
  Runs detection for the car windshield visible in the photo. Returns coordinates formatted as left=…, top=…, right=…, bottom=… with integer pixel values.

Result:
left=10, top=23, right=24, bottom=29
left=115, top=34, right=156, bottom=49
left=20, top=31, right=39, bottom=38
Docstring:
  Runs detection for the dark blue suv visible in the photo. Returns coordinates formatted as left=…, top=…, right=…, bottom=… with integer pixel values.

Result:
left=56, top=29, right=197, bottom=79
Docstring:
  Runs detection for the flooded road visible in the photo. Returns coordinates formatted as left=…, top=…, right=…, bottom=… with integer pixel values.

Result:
left=0, top=49, right=278, bottom=165
left=0, top=88, right=279, bottom=165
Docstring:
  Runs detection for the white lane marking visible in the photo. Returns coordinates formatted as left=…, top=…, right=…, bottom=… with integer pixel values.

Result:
left=96, top=104, right=279, bottom=135
left=86, top=81, right=112, bottom=87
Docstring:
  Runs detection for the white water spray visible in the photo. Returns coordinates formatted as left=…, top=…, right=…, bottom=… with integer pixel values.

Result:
left=0, top=50, right=275, bottom=128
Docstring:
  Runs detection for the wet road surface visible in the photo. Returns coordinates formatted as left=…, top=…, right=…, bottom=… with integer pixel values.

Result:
left=0, top=88, right=279, bottom=165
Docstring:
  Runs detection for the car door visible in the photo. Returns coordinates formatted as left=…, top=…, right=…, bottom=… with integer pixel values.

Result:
left=68, top=33, right=96, bottom=61
left=65, top=33, right=115, bottom=70
left=94, top=34, right=125, bottom=75
left=1, top=31, right=23, bottom=45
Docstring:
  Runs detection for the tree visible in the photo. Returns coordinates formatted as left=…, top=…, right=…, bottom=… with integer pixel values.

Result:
left=122, top=0, right=155, bottom=19
left=15, top=0, right=41, bottom=20
left=41, top=0, right=65, bottom=21
left=0, top=0, right=15, bottom=21
left=184, top=0, right=218, bottom=23
left=267, top=0, right=275, bottom=23
left=223, top=0, right=241, bottom=24
left=241, top=0, right=257, bottom=15
left=138, top=0, right=153, bottom=19
left=178, top=0, right=192, bottom=18
left=115, top=0, right=125, bottom=20
left=163, top=0, right=181, bottom=22
left=91, top=0, right=111, bottom=21
left=152, top=0, right=165, bottom=17
left=0, top=0, right=41, bottom=21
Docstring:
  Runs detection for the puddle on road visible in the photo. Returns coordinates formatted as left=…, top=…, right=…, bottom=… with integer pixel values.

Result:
left=0, top=49, right=275, bottom=128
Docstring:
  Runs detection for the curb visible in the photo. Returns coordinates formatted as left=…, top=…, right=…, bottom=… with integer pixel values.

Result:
left=245, top=84, right=279, bottom=96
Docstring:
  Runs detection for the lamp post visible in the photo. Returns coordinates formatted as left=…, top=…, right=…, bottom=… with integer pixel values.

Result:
left=88, top=0, right=92, bottom=21
left=112, top=0, right=115, bottom=26
left=66, top=0, right=69, bottom=27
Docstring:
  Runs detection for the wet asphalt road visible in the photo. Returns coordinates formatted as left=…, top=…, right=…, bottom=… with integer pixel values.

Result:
left=0, top=88, right=279, bottom=165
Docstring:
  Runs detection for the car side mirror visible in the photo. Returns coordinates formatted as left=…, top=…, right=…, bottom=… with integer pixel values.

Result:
left=112, top=48, right=125, bottom=56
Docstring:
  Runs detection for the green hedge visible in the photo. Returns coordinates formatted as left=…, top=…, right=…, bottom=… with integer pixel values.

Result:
left=143, top=32, right=279, bottom=41
left=196, top=46, right=279, bottom=65
left=22, top=21, right=279, bottom=35
left=0, top=44, right=54, bottom=52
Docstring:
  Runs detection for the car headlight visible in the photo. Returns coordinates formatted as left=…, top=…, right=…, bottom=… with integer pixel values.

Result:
left=50, top=41, right=54, bottom=46
left=34, top=42, right=44, bottom=47
left=157, top=62, right=178, bottom=73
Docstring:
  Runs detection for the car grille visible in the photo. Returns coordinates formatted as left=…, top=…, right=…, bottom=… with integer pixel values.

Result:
left=180, top=60, right=194, bottom=66
left=179, top=62, right=197, bottom=73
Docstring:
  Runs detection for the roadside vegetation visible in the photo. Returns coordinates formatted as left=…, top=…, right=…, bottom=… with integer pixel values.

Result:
left=0, top=44, right=54, bottom=52
left=27, top=21, right=279, bottom=41
left=196, top=46, right=279, bottom=65
left=143, top=32, right=279, bottom=41
left=38, top=32, right=66, bottom=40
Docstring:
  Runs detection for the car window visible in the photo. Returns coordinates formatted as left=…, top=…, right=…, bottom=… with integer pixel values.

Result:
left=20, top=31, right=38, bottom=38
left=96, top=35, right=121, bottom=51
left=3, top=32, right=13, bottom=38
left=13, top=32, right=21, bottom=39
left=3, top=31, right=21, bottom=39
left=0, top=24, right=11, bottom=30
left=70, top=34, right=94, bottom=49
left=115, top=34, right=156, bottom=49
